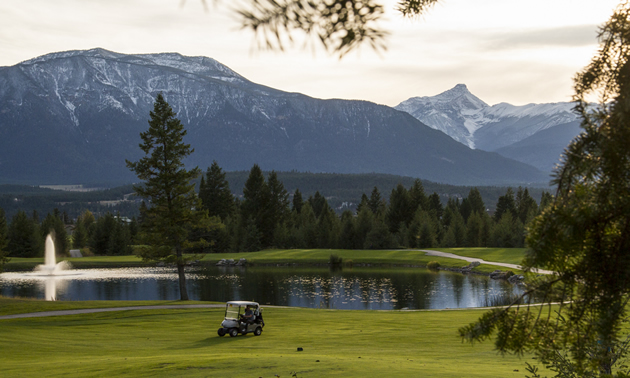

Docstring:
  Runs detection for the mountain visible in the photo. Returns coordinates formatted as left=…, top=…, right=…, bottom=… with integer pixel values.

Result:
left=395, top=85, right=582, bottom=171
left=0, top=49, right=549, bottom=186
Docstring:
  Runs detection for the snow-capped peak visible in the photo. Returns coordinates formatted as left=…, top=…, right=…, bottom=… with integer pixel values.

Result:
left=395, top=85, right=579, bottom=151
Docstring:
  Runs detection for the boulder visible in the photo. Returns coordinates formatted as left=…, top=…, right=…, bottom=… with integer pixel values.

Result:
left=489, top=270, right=515, bottom=280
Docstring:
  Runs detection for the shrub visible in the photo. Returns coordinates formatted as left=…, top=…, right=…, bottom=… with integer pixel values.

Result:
left=427, top=261, right=440, bottom=271
left=329, top=254, right=343, bottom=266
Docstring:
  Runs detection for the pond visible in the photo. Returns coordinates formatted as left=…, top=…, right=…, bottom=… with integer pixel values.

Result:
left=0, top=265, right=526, bottom=310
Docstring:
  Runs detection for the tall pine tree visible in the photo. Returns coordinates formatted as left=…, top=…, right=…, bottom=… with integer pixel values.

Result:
left=126, top=93, right=214, bottom=300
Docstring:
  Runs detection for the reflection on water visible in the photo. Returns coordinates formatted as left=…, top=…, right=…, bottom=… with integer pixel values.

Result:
left=0, top=265, right=528, bottom=309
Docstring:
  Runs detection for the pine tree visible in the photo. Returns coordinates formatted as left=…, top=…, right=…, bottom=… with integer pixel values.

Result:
left=41, top=212, right=68, bottom=255
left=241, top=164, right=272, bottom=248
left=292, top=188, right=304, bottom=214
left=368, top=186, right=385, bottom=215
left=0, top=208, right=9, bottom=271
left=7, top=211, right=40, bottom=257
left=427, top=192, right=443, bottom=220
left=493, top=187, right=517, bottom=222
left=199, top=161, right=235, bottom=221
left=409, top=179, right=428, bottom=213
left=72, top=217, right=88, bottom=249
left=126, top=93, right=214, bottom=300
left=515, top=187, right=538, bottom=224
left=387, top=183, right=412, bottom=233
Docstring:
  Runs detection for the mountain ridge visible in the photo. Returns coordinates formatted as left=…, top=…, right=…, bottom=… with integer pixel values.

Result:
left=0, top=49, right=549, bottom=186
left=395, top=85, right=582, bottom=171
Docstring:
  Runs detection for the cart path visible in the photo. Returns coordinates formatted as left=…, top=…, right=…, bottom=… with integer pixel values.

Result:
left=0, top=304, right=226, bottom=320
left=420, top=249, right=554, bottom=275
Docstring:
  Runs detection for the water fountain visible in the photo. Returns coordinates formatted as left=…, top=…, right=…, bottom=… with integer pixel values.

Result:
left=34, top=234, right=71, bottom=276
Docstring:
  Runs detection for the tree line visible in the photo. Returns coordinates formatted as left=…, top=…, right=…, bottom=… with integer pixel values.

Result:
left=0, top=207, right=137, bottom=265
left=0, top=160, right=550, bottom=270
left=191, top=161, right=551, bottom=253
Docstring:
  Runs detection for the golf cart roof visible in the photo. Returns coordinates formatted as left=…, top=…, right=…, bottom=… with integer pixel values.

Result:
left=226, top=301, right=259, bottom=306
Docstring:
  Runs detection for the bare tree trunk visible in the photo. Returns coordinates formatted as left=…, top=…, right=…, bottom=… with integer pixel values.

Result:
left=176, top=249, right=189, bottom=300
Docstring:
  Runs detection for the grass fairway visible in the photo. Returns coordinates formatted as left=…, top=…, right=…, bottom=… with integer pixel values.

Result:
left=4, top=248, right=524, bottom=274
left=0, top=304, right=535, bottom=377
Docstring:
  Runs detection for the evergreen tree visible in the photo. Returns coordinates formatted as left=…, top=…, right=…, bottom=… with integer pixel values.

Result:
left=90, top=213, right=117, bottom=255
left=41, top=212, right=68, bottom=255
left=241, top=217, right=262, bottom=252
left=339, top=210, right=359, bottom=249
left=364, top=217, right=394, bottom=249
left=316, top=204, right=339, bottom=248
left=356, top=193, right=369, bottom=214
left=267, top=170, right=290, bottom=243
left=427, top=192, right=443, bottom=220
left=126, top=93, right=214, bottom=300
left=241, top=164, right=273, bottom=248
left=539, top=191, right=553, bottom=211
left=409, top=179, right=428, bottom=213
left=309, top=191, right=327, bottom=219
left=493, top=187, right=517, bottom=222
left=72, top=217, right=88, bottom=249
left=7, top=211, right=40, bottom=257
left=355, top=206, right=375, bottom=248
left=199, top=161, right=234, bottom=221
left=0, top=208, right=9, bottom=271
left=467, top=187, right=486, bottom=216
left=465, top=212, right=482, bottom=247
left=463, top=8, right=630, bottom=373
left=387, top=183, right=412, bottom=233
left=292, top=188, right=304, bottom=214
left=368, top=186, right=384, bottom=215
left=515, top=186, right=538, bottom=224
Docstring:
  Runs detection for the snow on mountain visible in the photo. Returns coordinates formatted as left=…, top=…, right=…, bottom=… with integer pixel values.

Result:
left=0, top=49, right=549, bottom=186
left=395, top=84, right=487, bottom=148
left=395, top=85, right=579, bottom=151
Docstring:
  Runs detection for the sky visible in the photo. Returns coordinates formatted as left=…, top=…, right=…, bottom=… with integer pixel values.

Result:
left=0, top=0, right=622, bottom=107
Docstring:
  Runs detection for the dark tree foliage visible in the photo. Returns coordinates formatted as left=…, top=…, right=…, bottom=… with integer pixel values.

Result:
left=0, top=208, right=9, bottom=271
left=224, top=0, right=438, bottom=57
left=493, top=187, right=517, bottom=222
left=292, top=188, right=304, bottom=214
left=409, top=179, right=428, bottom=213
left=368, top=186, right=385, bottom=215
left=7, top=211, right=40, bottom=257
left=41, top=211, right=68, bottom=255
left=241, top=164, right=273, bottom=248
left=515, top=186, right=538, bottom=224
left=126, top=93, right=214, bottom=300
left=427, top=192, right=443, bottom=220
left=460, top=4, right=630, bottom=375
left=199, top=161, right=235, bottom=221
left=309, top=191, right=328, bottom=219
left=387, top=183, right=413, bottom=233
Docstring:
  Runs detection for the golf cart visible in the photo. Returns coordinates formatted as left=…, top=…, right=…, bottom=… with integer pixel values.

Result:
left=217, top=301, right=264, bottom=337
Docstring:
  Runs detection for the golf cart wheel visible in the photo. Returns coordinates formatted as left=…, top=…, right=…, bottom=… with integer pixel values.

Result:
left=254, top=327, right=263, bottom=336
left=229, top=328, right=238, bottom=337
left=217, top=328, right=226, bottom=337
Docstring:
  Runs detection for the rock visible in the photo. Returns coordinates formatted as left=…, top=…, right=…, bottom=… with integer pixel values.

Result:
left=460, top=261, right=481, bottom=273
left=235, top=258, right=247, bottom=266
left=508, top=274, right=525, bottom=284
left=490, top=270, right=515, bottom=280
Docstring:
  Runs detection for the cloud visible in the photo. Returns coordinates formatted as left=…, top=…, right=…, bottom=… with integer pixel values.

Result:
left=483, top=24, right=599, bottom=50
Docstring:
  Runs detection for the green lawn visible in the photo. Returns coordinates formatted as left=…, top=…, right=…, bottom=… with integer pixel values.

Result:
left=0, top=301, right=541, bottom=377
left=4, top=248, right=528, bottom=274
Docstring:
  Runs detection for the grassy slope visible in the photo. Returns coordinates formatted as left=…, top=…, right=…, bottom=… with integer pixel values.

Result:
left=0, top=304, right=539, bottom=377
